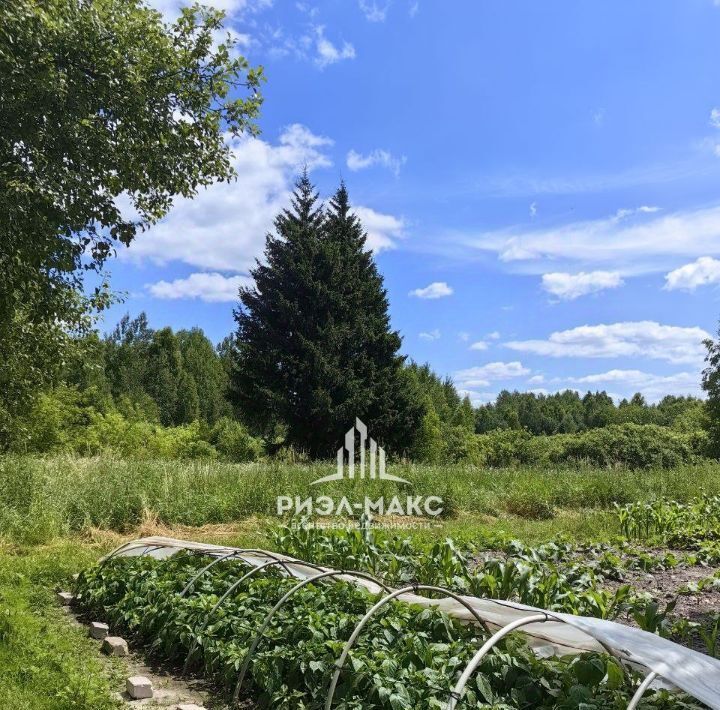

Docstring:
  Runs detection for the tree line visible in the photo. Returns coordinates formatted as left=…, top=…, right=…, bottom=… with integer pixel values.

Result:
left=0, top=1, right=717, bottom=464
left=2, top=167, right=715, bottom=463
left=2, top=160, right=717, bottom=466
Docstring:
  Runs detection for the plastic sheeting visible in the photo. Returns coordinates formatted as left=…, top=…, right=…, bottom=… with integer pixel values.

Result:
left=104, top=536, right=720, bottom=709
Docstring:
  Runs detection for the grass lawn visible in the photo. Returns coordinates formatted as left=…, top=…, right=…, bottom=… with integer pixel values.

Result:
left=0, top=539, right=125, bottom=709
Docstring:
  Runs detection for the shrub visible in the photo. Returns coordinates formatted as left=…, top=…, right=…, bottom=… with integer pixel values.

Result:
left=471, top=423, right=705, bottom=469
left=554, top=423, right=700, bottom=469
left=209, top=417, right=263, bottom=462
left=444, top=425, right=483, bottom=464
left=475, top=429, right=541, bottom=467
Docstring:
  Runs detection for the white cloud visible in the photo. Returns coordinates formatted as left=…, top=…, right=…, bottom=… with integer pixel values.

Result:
left=146, top=0, right=271, bottom=21
left=541, top=271, right=624, bottom=300
left=419, top=329, right=440, bottom=341
left=459, top=204, right=720, bottom=274
left=613, top=205, right=660, bottom=221
left=505, top=321, right=711, bottom=365
left=455, top=361, right=530, bottom=388
left=352, top=206, right=405, bottom=252
left=469, top=341, right=488, bottom=351
left=358, top=0, right=390, bottom=21
left=409, top=1, right=419, bottom=17
left=711, top=108, right=720, bottom=129
left=487, top=331, right=501, bottom=340
left=347, top=149, right=406, bottom=176
left=665, top=256, right=720, bottom=291
left=148, top=272, right=252, bottom=302
left=565, top=369, right=702, bottom=402
left=125, top=124, right=333, bottom=273
left=527, top=375, right=545, bottom=385
left=314, top=26, right=355, bottom=68
left=409, top=281, right=453, bottom=299
left=458, top=331, right=470, bottom=342
left=529, top=201, right=538, bottom=218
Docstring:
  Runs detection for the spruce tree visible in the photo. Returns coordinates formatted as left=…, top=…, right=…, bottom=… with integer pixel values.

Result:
left=232, top=175, right=423, bottom=457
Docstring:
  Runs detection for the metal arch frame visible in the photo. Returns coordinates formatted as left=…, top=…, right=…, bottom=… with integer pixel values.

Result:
left=324, top=584, right=494, bottom=710
left=180, top=549, right=316, bottom=599
left=180, top=558, right=317, bottom=676
left=233, top=570, right=393, bottom=702
left=473, top=599, right=631, bottom=686
left=446, top=613, right=550, bottom=710
left=91, top=543, right=684, bottom=710
left=98, top=543, right=173, bottom=568
left=627, top=671, right=659, bottom=710
left=99, top=540, right=221, bottom=567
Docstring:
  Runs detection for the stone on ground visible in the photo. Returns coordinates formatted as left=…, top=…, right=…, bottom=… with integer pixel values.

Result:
left=126, top=676, right=153, bottom=700
left=176, top=705, right=206, bottom=710
left=102, top=636, right=129, bottom=657
left=56, top=591, right=74, bottom=605
left=89, top=621, right=109, bottom=640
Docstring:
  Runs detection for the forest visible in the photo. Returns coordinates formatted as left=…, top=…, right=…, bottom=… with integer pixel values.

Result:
left=3, top=301, right=709, bottom=470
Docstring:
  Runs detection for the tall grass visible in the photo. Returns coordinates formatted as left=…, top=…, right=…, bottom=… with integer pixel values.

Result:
left=2, top=454, right=720, bottom=543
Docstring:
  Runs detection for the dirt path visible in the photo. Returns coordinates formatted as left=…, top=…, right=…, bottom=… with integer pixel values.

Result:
left=62, top=604, right=240, bottom=709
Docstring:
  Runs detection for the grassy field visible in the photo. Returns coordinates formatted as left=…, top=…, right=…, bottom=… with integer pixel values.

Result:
left=2, top=455, right=720, bottom=708
left=4, top=454, right=720, bottom=543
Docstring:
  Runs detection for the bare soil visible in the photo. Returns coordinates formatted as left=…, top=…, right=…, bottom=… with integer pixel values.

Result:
left=606, top=563, right=720, bottom=625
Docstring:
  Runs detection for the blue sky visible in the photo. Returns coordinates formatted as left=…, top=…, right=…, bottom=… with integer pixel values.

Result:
left=106, top=0, right=720, bottom=403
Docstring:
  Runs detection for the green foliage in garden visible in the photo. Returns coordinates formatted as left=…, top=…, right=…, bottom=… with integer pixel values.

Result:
left=0, top=542, right=124, bottom=709
left=272, top=523, right=635, bottom=619
left=274, top=522, right=720, bottom=657
left=73, top=552, right=690, bottom=709
left=618, top=495, right=720, bottom=548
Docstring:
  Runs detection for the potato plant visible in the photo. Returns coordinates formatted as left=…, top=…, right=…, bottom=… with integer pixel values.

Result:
left=73, top=552, right=702, bottom=709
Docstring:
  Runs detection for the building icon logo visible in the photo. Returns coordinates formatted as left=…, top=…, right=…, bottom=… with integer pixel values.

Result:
left=311, top=418, right=409, bottom=485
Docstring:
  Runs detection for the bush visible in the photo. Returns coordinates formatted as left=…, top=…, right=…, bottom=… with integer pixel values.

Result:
left=209, top=417, right=263, bottom=462
left=472, top=423, right=706, bottom=469
left=554, top=423, right=701, bottom=469
left=9, top=385, right=264, bottom=462
left=475, top=429, right=545, bottom=467
left=443, top=425, right=483, bottom=464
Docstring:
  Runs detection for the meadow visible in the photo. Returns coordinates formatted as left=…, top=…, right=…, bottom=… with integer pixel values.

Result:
left=4, top=455, right=720, bottom=543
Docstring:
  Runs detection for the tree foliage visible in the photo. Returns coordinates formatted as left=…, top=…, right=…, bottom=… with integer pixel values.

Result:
left=232, top=176, right=424, bottom=457
left=475, top=389, right=702, bottom=436
left=0, top=0, right=263, bottom=440
left=103, top=313, right=231, bottom=427
left=703, top=326, right=720, bottom=456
